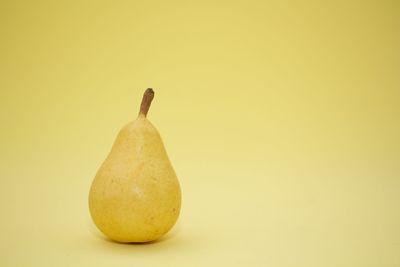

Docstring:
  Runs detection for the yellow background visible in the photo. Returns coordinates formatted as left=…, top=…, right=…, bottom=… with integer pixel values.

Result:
left=1, top=0, right=399, bottom=266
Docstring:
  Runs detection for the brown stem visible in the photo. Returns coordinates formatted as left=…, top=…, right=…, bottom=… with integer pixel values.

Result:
left=139, top=88, right=155, bottom=117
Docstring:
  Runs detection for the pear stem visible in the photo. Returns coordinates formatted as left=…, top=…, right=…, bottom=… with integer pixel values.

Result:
left=139, top=88, right=155, bottom=117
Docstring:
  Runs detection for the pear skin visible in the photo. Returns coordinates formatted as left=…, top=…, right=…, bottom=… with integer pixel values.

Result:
left=89, top=89, right=181, bottom=243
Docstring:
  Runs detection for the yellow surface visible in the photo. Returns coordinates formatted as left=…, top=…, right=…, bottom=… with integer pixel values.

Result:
left=0, top=0, right=399, bottom=266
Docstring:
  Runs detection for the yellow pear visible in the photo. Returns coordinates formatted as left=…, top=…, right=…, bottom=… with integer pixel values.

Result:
left=89, top=88, right=181, bottom=243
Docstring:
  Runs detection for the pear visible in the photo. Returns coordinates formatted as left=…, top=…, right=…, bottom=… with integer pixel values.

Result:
left=89, top=88, right=181, bottom=243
